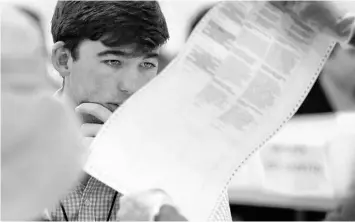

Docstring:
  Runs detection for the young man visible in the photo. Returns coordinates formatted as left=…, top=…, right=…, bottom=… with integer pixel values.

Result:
left=48, top=1, right=170, bottom=221
left=48, top=0, right=235, bottom=220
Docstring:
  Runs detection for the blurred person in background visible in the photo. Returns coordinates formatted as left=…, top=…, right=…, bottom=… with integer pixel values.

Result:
left=277, top=2, right=355, bottom=220
left=296, top=43, right=355, bottom=115
left=16, top=3, right=62, bottom=91
left=317, top=46, right=355, bottom=221
left=320, top=44, right=355, bottom=112
left=157, top=5, right=214, bottom=75
left=274, top=1, right=355, bottom=115
left=1, top=4, right=85, bottom=220
left=321, top=45, right=355, bottom=221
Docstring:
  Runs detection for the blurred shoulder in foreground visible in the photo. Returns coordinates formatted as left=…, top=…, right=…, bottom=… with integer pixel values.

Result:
left=1, top=4, right=86, bottom=220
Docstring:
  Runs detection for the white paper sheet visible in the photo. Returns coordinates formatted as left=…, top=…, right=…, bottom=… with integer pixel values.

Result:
left=85, top=1, right=335, bottom=221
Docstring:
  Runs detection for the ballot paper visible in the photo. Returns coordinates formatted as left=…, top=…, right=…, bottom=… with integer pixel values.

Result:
left=85, top=1, right=335, bottom=221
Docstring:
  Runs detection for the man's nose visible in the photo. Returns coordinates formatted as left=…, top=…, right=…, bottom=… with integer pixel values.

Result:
left=117, top=68, right=141, bottom=94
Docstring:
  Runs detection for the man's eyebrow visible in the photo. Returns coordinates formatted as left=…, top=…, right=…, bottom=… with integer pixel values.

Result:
left=97, top=50, right=159, bottom=59
left=97, top=50, right=127, bottom=57
left=144, top=52, right=159, bottom=59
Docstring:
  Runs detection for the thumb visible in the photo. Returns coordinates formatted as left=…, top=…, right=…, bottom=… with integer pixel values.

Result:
left=117, top=189, right=175, bottom=221
left=154, top=205, right=188, bottom=221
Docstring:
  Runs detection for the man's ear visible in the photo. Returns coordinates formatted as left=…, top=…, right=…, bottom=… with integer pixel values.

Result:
left=52, top=41, right=72, bottom=78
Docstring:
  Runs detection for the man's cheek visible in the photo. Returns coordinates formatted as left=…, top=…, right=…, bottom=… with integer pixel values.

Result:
left=93, top=75, right=121, bottom=100
left=74, top=75, right=103, bottom=102
left=135, top=73, right=156, bottom=91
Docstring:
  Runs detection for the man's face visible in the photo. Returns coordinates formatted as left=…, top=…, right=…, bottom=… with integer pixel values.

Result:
left=65, top=40, right=160, bottom=112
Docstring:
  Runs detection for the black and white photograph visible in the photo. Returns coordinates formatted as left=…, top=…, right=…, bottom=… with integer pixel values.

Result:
left=2, top=0, right=355, bottom=221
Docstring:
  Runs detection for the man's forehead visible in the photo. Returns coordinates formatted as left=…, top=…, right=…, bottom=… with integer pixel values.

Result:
left=109, top=44, right=161, bottom=56
left=80, top=40, right=161, bottom=58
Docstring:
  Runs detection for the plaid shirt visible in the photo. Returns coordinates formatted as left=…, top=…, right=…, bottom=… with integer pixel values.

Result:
left=47, top=176, right=121, bottom=221
left=45, top=175, right=232, bottom=221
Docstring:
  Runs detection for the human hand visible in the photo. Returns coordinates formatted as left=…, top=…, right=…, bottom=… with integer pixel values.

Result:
left=271, top=1, right=355, bottom=43
left=75, top=103, right=113, bottom=148
left=154, top=205, right=188, bottom=221
left=117, top=189, right=188, bottom=221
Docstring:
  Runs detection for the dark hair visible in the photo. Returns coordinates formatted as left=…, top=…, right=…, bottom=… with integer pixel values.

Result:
left=51, top=1, right=169, bottom=60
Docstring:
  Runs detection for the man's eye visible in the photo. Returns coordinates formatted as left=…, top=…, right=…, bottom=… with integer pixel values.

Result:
left=141, top=62, right=156, bottom=69
left=104, top=60, right=121, bottom=67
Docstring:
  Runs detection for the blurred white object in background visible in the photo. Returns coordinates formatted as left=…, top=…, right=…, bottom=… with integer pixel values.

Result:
left=1, top=4, right=86, bottom=220
left=1, top=0, right=62, bottom=89
left=1, top=4, right=51, bottom=93
left=229, top=112, right=355, bottom=211
left=258, top=112, right=355, bottom=199
left=328, top=112, right=355, bottom=199
left=260, top=114, right=336, bottom=198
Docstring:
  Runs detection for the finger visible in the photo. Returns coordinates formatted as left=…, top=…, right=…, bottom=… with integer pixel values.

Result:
left=270, top=1, right=302, bottom=13
left=270, top=1, right=297, bottom=9
left=299, top=2, right=338, bottom=25
left=154, top=205, right=188, bottom=221
left=299, top=2, right=351, bottom=42
left=117, top=189, right=174, bottom=221
left=335, top=14, right=355, bottom=42
left=80, top=123, right=101, bottom=137
left=75, top=103, right=112, bottom=123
